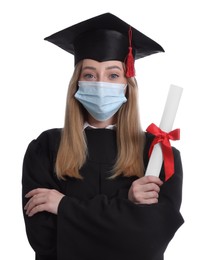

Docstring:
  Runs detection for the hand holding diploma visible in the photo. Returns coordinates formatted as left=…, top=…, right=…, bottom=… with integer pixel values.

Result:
left=145, top=85, right=183, bottom=181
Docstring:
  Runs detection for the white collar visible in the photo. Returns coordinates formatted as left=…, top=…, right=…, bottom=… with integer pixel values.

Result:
left=84, top=122, right=116, bottom=130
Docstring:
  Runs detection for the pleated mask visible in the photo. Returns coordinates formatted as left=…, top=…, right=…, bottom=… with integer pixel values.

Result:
left=75, top=81, right=127, bottom=121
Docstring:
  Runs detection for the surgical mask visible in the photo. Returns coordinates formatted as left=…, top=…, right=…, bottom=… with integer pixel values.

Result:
left=74, top=81, right=127, bottom=121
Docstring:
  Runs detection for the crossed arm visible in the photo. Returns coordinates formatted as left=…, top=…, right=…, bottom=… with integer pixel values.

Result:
left=24, top=175, right=163, bottom=217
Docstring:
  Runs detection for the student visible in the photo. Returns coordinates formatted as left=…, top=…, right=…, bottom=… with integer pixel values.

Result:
left=22, top=12, right=184, bottom=260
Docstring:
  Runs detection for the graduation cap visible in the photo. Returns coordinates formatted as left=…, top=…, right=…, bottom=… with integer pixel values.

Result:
left=44, top=13, right=164, bottom=77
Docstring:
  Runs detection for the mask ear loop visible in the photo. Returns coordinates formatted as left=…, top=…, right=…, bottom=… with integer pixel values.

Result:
left=125, top=27, right=135, bottom=78
left=123, top=84, right=127, bottom=90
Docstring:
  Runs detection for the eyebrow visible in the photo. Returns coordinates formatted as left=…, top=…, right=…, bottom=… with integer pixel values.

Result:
left=105, top=65, right=122, bottom=71
left=81, top=66, right=96, bottom=71
left=81, top=65, right=122, bottom=71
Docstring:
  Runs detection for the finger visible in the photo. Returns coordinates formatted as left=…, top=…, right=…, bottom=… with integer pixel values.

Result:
left=25, top=194, right=46, bottom=214
left=131, top=183, right=160, bottom=201
left=140, top=198, right=159, bottom=205
left=141, top=183, right=161, bottom=193
left=145, top=190, right=159, bottom=199
left=27, top=203, right=47, bottom=217
left=149, top=176, right=163, bottom=186
left=25, top=188, right=49, bottom=198
left=24, top=192, right=44, bottom=208
left=133, top=194, right=159, bottom=204
left=137, top=176, right=163, bottom=186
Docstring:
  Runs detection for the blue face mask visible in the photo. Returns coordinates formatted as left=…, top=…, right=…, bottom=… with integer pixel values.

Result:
left=74, top=81, right=127, bottom=121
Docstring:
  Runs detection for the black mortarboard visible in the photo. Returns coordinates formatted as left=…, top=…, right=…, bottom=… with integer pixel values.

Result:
left=44, top=13, right=164, bottom=77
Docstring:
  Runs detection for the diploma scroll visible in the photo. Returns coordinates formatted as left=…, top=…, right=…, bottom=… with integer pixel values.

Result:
left=145, top=84, right=183, bottom=177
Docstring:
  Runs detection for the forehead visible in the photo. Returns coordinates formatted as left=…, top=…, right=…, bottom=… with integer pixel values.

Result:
left=81, top=59, right=124, bottom=70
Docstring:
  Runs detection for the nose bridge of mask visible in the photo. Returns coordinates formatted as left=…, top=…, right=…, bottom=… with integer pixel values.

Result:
left=78, top=81, right=126, bottom=96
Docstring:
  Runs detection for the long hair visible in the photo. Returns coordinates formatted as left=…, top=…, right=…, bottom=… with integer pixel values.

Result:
left=55, top=61, right=145, bottom=179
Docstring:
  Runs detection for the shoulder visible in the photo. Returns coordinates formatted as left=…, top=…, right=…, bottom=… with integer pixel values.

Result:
left=36, top=128, right=62, bottom=143
left=26, top=128, right=62, bottom=156
left=22, top=129, right=63, bottom=189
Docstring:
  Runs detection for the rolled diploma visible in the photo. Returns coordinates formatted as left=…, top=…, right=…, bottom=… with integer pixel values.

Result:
left=145, top=84, right=183, bottom=177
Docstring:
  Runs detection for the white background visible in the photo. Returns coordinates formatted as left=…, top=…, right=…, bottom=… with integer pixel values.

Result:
left=1, top=0, right=210, bottom=259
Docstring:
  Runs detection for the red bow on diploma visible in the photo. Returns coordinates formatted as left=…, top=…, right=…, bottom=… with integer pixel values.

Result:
left=146, top=123, right=180, bottom=181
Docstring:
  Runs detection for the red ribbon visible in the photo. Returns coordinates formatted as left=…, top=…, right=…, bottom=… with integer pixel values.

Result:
left=146, top=123, right=180, bottom=181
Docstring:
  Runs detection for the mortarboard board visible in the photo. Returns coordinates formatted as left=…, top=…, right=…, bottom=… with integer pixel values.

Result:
left=44, top=13, right=164, bottom=77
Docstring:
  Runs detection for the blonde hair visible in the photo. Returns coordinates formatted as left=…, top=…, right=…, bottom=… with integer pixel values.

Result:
left=55, top=61, right=145, bottom=179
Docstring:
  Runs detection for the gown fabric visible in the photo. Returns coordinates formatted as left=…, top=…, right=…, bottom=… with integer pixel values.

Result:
left=22, top=128, right=184, bottom=260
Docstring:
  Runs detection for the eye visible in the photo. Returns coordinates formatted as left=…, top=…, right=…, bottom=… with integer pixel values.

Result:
left=82, top=73, right=95, bottom=80
left=109, top=73, right=119, bottom=79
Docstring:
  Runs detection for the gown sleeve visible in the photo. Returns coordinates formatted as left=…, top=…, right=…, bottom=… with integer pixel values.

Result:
left=22, top=130, right=61, bottom=260
left=159, top=147, right=183, bottom=211
left=22, top=130, right=184, bottom=260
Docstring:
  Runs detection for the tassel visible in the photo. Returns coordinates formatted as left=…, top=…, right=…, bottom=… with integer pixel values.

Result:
left=125, top=27, right=135, bottom=78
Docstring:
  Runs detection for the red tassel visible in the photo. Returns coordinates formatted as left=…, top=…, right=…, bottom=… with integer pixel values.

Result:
left=125, top=27, right=135, bottom=78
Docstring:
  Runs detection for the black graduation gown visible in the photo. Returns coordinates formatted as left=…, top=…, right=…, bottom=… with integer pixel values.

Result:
left=22, top=128, right=184, bottom=260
